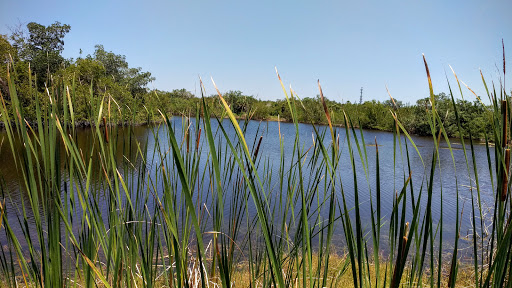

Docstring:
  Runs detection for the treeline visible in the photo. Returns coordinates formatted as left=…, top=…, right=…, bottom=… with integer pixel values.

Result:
left=0, top=21, right=495, bottom=139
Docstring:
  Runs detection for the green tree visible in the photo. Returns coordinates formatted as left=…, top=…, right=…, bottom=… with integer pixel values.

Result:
left=91, top=45, right=155, bottom=97
left=10, top=21, right=71, bottom=89
left=0, top=34, right=17, bottom=96
left=383, top=98, right=403, bottom=109
left=223, top=90, right=256, bottom=115
left=169, top=88, right=195, bottom=99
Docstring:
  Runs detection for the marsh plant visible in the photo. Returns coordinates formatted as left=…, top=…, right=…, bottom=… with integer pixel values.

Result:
left=0, top=53, right=511, bottom=288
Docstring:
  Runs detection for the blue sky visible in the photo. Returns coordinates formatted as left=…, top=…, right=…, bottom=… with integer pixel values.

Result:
left=1, top=1, right=511, bottom=104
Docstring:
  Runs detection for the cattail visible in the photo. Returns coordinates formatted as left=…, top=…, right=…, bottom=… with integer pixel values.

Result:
left=503, top=39, right=506, bottom=77
left=103, top=117, right=109, bottom=143
left=253, top=136, right=263, bottom=161
left=0, top=199, right=4, bottom=229
left=502, top=149, right=510, bottom=201
left=401, top=236, right=408, bottom=259
left=401, top=222, right=409, bottom=262
left=503, top=100, right=508, bottom=147
left=196, top=128, right=202, bottom=152
left=403, top=222, right=409, bottom=248
left=186, top=128, right=190, bottom=153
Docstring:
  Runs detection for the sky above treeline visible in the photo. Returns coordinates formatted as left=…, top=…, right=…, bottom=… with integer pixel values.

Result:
left=1, top=1, right=511, bottom=104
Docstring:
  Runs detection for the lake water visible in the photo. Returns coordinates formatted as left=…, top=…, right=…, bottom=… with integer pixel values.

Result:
left=0, top=117, right=496, bottom=253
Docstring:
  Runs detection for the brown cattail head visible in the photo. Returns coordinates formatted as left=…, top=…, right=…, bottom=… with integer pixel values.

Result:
left=402, top=222, right=409, bottom=260
left=0, top=199, right=4, bottom=229
left=502, top=148, right=510, bottom=201
left=401, top=236, right=408, bottom=259
left=253, top=136, right=263, bottom=161
left=196, top=128, right=202, bottom=152
left=186, top=128, right=190, bottom=153
left=503, top=38, right=506, bottom=76
left=103, top=117, right=109, bottom=143
left=502, top=100, right=508, bottom=148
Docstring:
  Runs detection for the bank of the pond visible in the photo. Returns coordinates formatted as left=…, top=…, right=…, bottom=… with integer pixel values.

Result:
left=0, top=111, right=494, bottom=143
left=0, top=251, right=478, bottom=287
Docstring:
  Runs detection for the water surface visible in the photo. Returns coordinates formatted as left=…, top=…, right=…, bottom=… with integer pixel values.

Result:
left=0, top=118, right=496, bottom=253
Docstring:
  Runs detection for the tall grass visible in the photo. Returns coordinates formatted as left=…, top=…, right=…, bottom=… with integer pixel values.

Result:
left=0, top=54, right=510, bottom=288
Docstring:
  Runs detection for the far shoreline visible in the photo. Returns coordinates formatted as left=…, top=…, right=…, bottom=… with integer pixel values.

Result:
left=1, top=113, right=491, bottom=143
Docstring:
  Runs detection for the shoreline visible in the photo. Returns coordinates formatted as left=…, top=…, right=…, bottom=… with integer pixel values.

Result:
left=0, top=114, right=490, bottom=142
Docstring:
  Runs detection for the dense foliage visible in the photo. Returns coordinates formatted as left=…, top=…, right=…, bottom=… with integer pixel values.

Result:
left=0, top=22, right=497, bottom=139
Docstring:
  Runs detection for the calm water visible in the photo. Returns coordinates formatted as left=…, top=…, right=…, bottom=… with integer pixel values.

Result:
left=0, top=118, right=496, bottom=251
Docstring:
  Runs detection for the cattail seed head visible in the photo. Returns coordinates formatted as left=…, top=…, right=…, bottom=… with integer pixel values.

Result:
left=253, top=136, right=263, bottom=161
left=502, top=148, right=510, bottom=201
left=103, top=117, right=109, bottom=143
left=502, top=100, right=508, bottom=148
left=196, top=128, right=202, bottom=152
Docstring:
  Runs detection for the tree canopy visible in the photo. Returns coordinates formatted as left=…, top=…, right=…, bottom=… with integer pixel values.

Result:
left=89, top=45, right=155, bottom=96
left=10, top=21, right=71, bottom=88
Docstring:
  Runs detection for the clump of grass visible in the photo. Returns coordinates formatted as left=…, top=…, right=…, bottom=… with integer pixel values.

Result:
left=0, top=51, right=510, bottom=288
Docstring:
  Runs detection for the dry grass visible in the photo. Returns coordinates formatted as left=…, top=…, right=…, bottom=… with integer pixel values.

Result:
left=0, top=251, right=479, bottom=288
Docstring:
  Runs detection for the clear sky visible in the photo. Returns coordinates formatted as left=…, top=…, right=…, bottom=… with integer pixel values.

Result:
left=1, top=1, right=511, bottom=104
